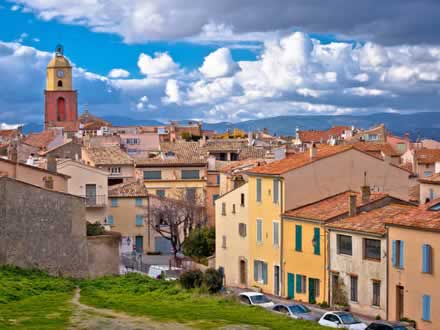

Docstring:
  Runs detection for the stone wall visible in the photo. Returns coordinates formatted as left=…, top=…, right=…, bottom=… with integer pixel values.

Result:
left=0, top=176, right=89, bottom=278
left=87, top=234, right=120, bottom=278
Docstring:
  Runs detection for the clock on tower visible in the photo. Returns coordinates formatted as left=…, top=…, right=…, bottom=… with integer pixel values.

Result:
left=44, top=44, right=78, bottom=129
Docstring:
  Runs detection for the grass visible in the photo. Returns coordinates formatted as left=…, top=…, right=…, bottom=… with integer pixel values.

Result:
left=0, top=266, right=75, bottom=329
left=80, top=273, right=325, bottom=329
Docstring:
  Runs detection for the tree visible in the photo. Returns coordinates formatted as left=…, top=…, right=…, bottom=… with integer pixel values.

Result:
left=183, top=227, right=215, bottom=259
left=147, top=190, right=206, bottom=260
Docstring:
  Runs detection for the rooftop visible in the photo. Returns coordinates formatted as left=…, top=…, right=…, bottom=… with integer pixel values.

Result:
left=327, top=203, right=416, bottom=235
left=48, top=121, right=80, bottom=132
left=84, top=146, right=133, bottom=165
left=352, top=142, right=400, bottom=157
left=284, top=190, right=388, bottom=222
left=419, top=173, right=440, bottom=185
left=108, top=180, right=150, bottom=197
left=385, top=206, right=440, bottom=232
left=416, top=148, right=440, bottom=165
left=219, top=158, right=267, bottom=174
left=297, top=126, right=350, bottom=143
left=23, top=130, right=55, bottom=149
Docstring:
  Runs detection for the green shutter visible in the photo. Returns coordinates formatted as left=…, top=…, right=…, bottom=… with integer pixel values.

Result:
left=287, top=273, right=295, bottom=299
left=262, top=262, right=268, bottom=284
left=314, top=228, right=320, bottom=255
left=295, top=225, right=302, bottom=252
left=296, top=274, right=302, bottom=293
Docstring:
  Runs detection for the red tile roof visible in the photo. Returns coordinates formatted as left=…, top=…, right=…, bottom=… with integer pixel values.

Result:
left=0, top=129, right=18, bottom=139
left=298, top=126, right=350, bottom=143
left=108, top=180, right=150, bottom=197
left=327, top=203, right=416, bottom=235
left=23, top=131, right=55, bottom=149
left=385, top=207, right=440, bottom=232
left=284, top=191, right=388, bottom=221
left=352, top=142, right=400, bottom=157
left=419, top=173, right=440, bottom=185
left=416, top=149, right=440, bottom=165
left=49, top=121, right=80, bottom=132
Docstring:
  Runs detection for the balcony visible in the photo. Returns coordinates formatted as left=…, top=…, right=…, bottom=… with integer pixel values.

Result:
left=85, top=195, right=106, bottom=208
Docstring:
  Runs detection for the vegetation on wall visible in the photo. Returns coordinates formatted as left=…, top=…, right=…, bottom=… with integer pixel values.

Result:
left=182, top=227, right=215, bottom=260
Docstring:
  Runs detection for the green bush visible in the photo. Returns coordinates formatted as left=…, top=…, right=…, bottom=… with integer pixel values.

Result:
left=183, top=227, right=215, bottom=259
left=179, top=270, right=203, bottom=289
left=86, top=221, right=106, bottom=236
left=203, top=268, right=223, bottom=293
left=319, top=301, right=329, bottom=308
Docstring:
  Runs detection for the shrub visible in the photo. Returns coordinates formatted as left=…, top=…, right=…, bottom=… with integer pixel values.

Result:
left=203, top=268, right=223, bottom=293
left=183, top=227, right=215, bottom=259
left=319, top=301, right=329, bottom=308
left=179, top=269, right=203, bottom=289
left=86, top=221, right=106, bottom=236
left=375, top=315, right=381, bottom=320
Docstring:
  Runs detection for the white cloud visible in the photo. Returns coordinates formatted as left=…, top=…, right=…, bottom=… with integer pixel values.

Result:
left=199, top=47, right=238, bottom=78
left=162, top=79, right=181, bottom=104
left=1, top=122, right=21, bottom=129
left=137, top=52, right=179, bottom=77
left=108, top=68, right=130, bottom=78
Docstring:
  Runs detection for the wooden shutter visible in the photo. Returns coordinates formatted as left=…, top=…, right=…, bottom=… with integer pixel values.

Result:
left=273, top=179, right=279, bottom=203
left=296, top=274, right=302, bottom=293
left=423, top=295, right=431, bottom=321
left=422, top=244, right=432, bottom=273
left=392, top=240, right=397, bottom=267
left=256, top=178, right=262, bottom=202
left=314, top=228, right=320, bottom=255
left=295, top=225, right=302, bottom=251
left=399, top=240, right=404, bottom=269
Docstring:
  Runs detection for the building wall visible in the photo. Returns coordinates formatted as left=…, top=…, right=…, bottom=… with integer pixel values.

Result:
left=248, top=175, right=282, bottom=295
left=46, top=141, right=82, bottom=160
left=215, top=183, right=249, bottom=288
left=0, top=177, right=89, bottom=278
left=87, top=235, right=120, bottom=278
left=0, top=158, right=68, bottom=192
left=206, top=171, right=220, bottom=226
left=420, top=182, right=440, bottom=204
left=388, top=226, right=440, bottom=330
left=417, top=163, right=436, bottom=178
left=283, top=219, right=327, bottom=303
left=283, top=148, right=411, bottom=211
left=329, top=231, right=387, bottom=319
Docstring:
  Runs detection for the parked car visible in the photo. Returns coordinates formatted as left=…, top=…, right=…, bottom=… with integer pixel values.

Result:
left=238, top=292, right=274, bottom=308
left=272, top=303, right=321, bottom=321
left=318, top=311, right=367, bottom=329
left=366, top=321, right=409, bottom=330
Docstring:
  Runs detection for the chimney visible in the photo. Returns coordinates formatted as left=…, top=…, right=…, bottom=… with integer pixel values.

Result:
left=348, top=194, right=357, bottom=217
left=309, top=143, right=317, bottom=159
left=8, top=143, right=18, bottom=163
left=199, top=135, right=206, bottom=147
left=361, top=185, right=371, bottom=203
left=47, top=155, right=57, bottom=173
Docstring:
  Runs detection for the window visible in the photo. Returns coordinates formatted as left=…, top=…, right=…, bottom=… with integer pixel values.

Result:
left=216, top=175, right=220, bottom=185
left=364, top=239, right=381, bottom=260
left=222, top=235, right=227, bottom=249
left=57, top=80, right=63, bottom=87
left=273, top=221, right=280, bottom=247
left=350, top=275, right=358, bottom=302
left=273, top=179, right=279, bottom=203
left=125, top=138, right=140, bottom=145
left=256, top=178, right=262, bottom=202
left=181, top=170, right=200, bottom=179
left=186, top=188, right=196, bottom=202
left=392, top=240, right=404, bottom=269
left=135, top=198, right=143, bottom=207
left=213, top=194, right=219, bottom=205
left=110, top=167, right=121, bottom=174
left=337, top=234, right=352, bottom=255
left=232, top=204, right=236, bottom=214
left=429, top=188, right=434, bottom=201
left=239, top=223, right=247, bottom=237
left=221, top=202, right=226, bottom=216
left=296, top=274, right=307, bottom=293
left=241, top=193, right=245, bottom=207
left=111, top=198, right=118, bottom=207
left=422, top=295, right=431, bottom=321
left=135, top=215, right=143, bottom=227
left=295, top=225, right=302, bottom=252
left=254, top=260, right=268, bottom=284
left=422, top=244, right=433, bottom=273
left=256, top=219, right=263, bottom=243
left=156, top=189, right=165, bottom=198
left=424, top=171, right=433, bottom=177
left=106, top=215, right=114, bottom=225
left=313, top=228, right=320, bottom=255
left=310, top=278, right=320, bottom=298
left=144, top=170, right=161, bottom=180
left=372, top=281, right=381, bottom=307
left=323, top=314, right=340, bottom=323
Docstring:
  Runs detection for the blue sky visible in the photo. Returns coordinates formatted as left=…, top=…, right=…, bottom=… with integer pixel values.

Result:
left=1, top=0, right=440, bottom=127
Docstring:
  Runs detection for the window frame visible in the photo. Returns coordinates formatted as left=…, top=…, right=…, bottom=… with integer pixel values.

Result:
left=110, top=198, right=118, bottom=208
left=256, top=178, right=262, bottom=202
left=372, top=280, right=381, bottom=307
left=181, top=169, right=200, bottom=180
left=350, top=275, right=358, bottom=302
left=273, top=220, right=280, bottom=247
left=256, top=219, right=263, bottom=243
left=143, top=170, right=162, bottom=180
left=135, top=215, right=143, bottom=227
left=238, top=223, right=247, bottom=237
left=364, top=238, right=381, bottom=261
left=337, top=234, right=353, bottom=256
left=135, top=197, right=143, bottom=207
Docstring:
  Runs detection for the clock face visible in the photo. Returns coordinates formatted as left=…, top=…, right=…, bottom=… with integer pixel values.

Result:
left=57, top=70, right=64, bottom=78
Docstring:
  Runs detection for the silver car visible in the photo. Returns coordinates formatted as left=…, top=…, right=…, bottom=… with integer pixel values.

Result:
left=272, top=303, right=321, bottom=321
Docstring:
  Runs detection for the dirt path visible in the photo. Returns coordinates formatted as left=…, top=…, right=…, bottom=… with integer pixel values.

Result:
left=68, top=288, right=190, bottom=330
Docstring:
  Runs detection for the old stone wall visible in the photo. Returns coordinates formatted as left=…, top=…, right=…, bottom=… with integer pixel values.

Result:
left=0, top=176, right=89, bottom=278
left=87, top=234, right=120, bottom=278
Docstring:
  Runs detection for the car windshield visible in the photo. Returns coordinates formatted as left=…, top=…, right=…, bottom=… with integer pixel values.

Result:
left=250, top=295, right=271, bottom=304
left=339, top=313, right=360, bottom=324
left=288, top=305, right=311, bottom=314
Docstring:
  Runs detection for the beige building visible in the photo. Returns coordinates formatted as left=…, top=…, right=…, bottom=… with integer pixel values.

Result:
left=57, top=159, right=108, bottom=223
left=215, top=183, right=249, bottom=288
left=419, top=173, right=440, bottom=204
left=386, top=204, right=440, bottom=329
left=82, top=146, right=135, bottom=186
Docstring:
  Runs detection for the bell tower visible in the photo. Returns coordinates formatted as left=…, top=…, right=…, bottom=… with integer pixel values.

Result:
left=44, top=44, right=78, bottom=129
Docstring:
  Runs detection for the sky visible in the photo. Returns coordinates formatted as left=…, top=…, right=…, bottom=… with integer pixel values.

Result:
left=1, top=0, right=440, bottom=126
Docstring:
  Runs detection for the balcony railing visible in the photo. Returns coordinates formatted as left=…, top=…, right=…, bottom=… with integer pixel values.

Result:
left=85, top=195, right=106, bottom=208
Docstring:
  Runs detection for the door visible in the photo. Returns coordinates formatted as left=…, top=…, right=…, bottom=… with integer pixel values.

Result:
left=85, top=184, right=96, bottom=205
left=287, top=273, right=295, bottom=299
left=135, top=236, right=143, bottom=253
left=274, top=265, right=280, bottom=296
left=309, top=278, right=316, bottom=304
left=239, top=259, right=247, bottom=286
left=154, top=237, right=173, bottom=254
left=396, top=286, right=404, bottom=321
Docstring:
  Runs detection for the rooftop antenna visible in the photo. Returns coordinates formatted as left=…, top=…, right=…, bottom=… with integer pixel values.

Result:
left=83, top=103, right=89, bottom=115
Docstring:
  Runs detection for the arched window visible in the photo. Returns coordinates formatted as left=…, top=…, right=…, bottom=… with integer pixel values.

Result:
left=57, top=97, right=66, bottom=121
left=57, top=80, right=63, bottom=87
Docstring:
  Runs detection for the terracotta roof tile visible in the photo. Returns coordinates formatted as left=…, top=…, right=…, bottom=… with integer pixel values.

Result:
left=419, top=173, right=440, bottom=185
left=108, top=180, right=149, bottom=197
left=23, top=130, right=55, bottom=149
left=0, top=129, right=19, bottom=139
left=352, top=142, right=400, bottom=157
left=408, top=184, right=420, bottom=202
left=85, top=146, right=133, bottom=165
left=298, top=126, right=350, bottom=143
left=284, top=191, right=388, bottom=221
left=327, top=203, right=416, bottom=235
left=48, top=121, right=80, bottom=132
left=416, top=148, right=440, bottom=165
left=385, top=206, right=440, bottom=232
left=219, top=158, right=267, bottom=174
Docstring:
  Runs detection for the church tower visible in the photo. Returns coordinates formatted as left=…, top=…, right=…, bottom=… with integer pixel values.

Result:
left=44, top=44, right=78, bottom=129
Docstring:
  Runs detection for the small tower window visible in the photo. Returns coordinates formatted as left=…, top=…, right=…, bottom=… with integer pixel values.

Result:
left=57, top=80, right=63, bottom=87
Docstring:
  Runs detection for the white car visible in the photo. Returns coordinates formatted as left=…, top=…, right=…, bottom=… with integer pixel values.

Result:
left=318, top=311, right=367, bottom=329
left=238, top=292, right=274, bottom=308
